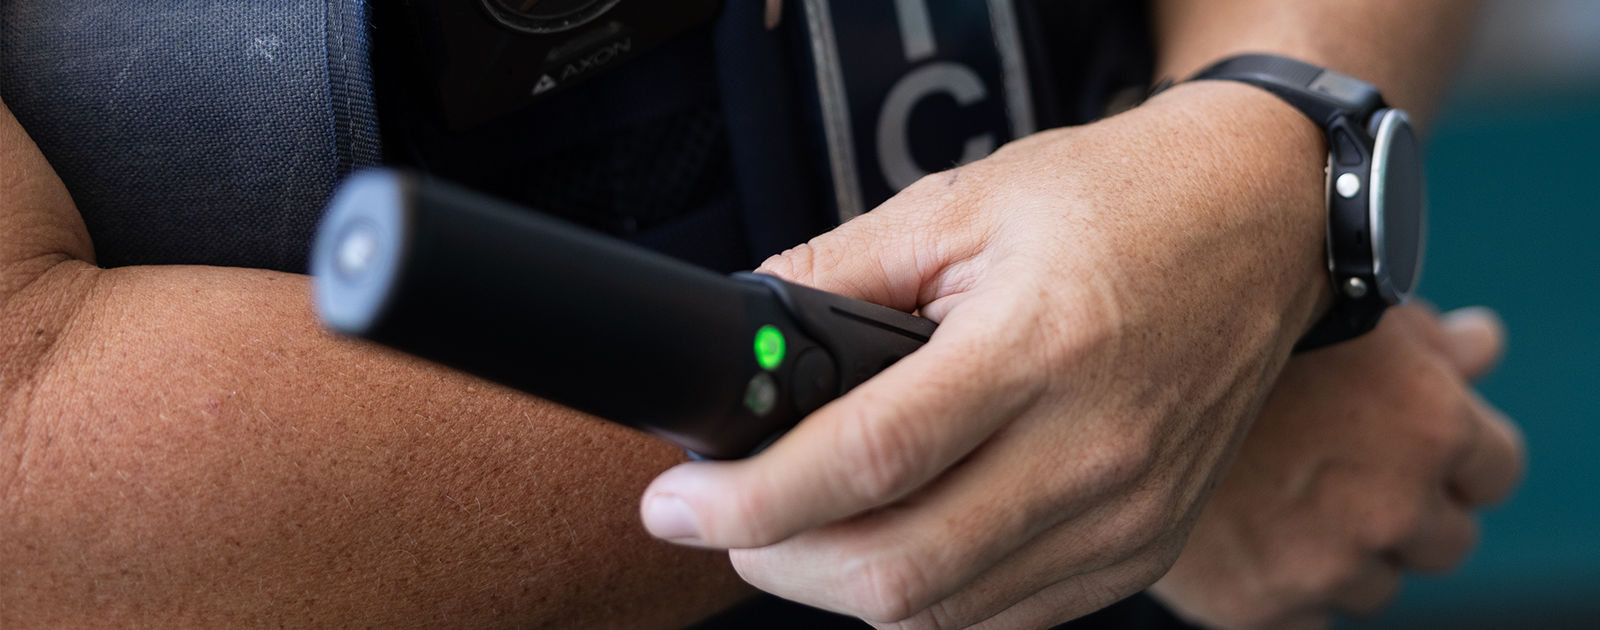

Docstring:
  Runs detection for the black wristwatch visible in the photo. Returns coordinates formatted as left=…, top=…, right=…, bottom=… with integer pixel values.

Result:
left=1185, top=54, right=1427, bottom=350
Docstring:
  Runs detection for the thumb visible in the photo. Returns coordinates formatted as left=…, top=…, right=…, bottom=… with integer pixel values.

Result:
left=1439, top=306, right=1506, bottom=381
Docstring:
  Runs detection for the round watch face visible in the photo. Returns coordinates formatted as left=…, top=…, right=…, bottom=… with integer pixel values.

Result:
left=479, top=0, right=622, bottom=34
left=1370, top=109, right=1426, bottom=302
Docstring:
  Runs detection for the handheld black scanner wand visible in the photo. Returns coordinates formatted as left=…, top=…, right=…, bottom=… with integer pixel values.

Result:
left=311, top=170, right=936, bottom=459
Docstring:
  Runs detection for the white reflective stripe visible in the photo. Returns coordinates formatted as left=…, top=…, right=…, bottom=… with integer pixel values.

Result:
left=893, top=0, right=938, bottom=62
left=802, top=0, right=866, bottom=222
left=987, top=0, right=1035, bottom=138
left=876, top=62, right=994, bottom=191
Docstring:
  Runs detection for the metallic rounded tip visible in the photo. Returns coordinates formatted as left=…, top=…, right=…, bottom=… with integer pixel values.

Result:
left=1336, top=172, right=1363, bottom=199
left=336, top=221, right=381, bottom=280
left=1343, top=276, right=1370, bottom=299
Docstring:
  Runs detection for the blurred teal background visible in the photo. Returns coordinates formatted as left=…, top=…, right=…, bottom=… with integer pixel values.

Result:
left=1349, top=2, right=1599, bottom=627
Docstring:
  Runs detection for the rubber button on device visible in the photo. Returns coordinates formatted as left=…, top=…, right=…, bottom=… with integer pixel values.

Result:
left=791, top=348, right=839, bottom=416
left=1336, top=172, right=1363, bottom=199
left=744, top=372, right=778, bottom=416
left=1334, top=129, right=1364, bottom=166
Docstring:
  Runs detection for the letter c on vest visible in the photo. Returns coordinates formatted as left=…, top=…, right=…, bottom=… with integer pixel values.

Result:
left=875, top=61, right=995, bottom=192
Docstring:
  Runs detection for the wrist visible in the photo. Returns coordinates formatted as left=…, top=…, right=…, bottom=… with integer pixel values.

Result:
left=1108, top=79, right=1336, bottom=347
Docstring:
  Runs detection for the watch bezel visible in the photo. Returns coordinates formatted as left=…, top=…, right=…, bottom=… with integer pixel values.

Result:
left=1323, top=152, right=1337, bottom=284
left=1368, top=108, right=1423, bottom=306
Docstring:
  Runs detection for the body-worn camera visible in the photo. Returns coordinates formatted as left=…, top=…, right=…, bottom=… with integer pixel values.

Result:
left=394, top=0, right=722, bottom=131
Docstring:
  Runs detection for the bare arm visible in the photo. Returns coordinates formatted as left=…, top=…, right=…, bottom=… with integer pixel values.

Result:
left=0, top=100, right=753, bottom=629
left=1155, top=0, right=1482, bottom=124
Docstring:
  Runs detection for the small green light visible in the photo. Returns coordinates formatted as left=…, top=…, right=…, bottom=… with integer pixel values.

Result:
left=754, top=325, right=786, bottom=371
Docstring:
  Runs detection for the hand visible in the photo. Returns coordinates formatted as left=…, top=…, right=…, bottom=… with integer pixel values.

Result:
left=1149, top=305, right=1525, bottom=629
left=638, top=82, right=1333, bottom=628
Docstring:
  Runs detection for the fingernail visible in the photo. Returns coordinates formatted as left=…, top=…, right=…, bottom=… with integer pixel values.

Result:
left=1443, top=306, right=1498, bottom=327
left=1443, top=307, right=1506, bottom=345
left=643, top=495, right=703, bottom=543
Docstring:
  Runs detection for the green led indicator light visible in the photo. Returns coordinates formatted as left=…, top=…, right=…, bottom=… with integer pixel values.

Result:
left=754, top=325, right=786, bottom=371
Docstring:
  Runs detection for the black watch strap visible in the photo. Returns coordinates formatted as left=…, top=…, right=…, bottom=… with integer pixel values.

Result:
left=1191, top=54, right=1387, bottom=126
left=1183, top=54, right=1420, bottom=352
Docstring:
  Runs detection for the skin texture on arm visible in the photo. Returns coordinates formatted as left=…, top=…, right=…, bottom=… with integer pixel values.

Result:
left=635, top=1, right=1484, bottom=629
left=1154, top=0, right=1481, bottom=122
left=0, top=100, right=754, bottom=628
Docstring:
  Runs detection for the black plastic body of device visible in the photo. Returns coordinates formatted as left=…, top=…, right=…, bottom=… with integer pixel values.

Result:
left=389, top=0, right=722, bottom=131
left=311, top=170, right=936, bottom=459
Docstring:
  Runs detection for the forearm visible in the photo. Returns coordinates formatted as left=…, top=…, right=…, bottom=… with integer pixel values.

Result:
left=1, top=263, right=752, bottom=628
left=1156, top=0, right=1482, bottom=125
left=0, top=100, right=751, bottom=628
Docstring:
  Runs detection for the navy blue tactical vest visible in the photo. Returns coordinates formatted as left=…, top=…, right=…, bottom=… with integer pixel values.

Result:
left=1, top=0, right=1152, bottom=275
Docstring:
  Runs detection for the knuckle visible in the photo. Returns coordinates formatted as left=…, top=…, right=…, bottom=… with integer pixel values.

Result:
left=1417, top=413, right=1472, bottom=470
left=841, top=556, right=930, bottom=624
left=1367, top=502, right=1426, bottom=549
left=1105, top=499, right=1176, bottom=555
left=1406, top=361, right=1458, bottom=416
left=1295, top=553, right=1363, bottom=600
left=836, top=405, right=926, bottom=506
left=719, top=478, right=782, bottom=546
left=758, top=243, right=817, bottom=285
left=1404, top=363, right=1474, bottom=461
left=1079, top=430, right=1160, bottom=495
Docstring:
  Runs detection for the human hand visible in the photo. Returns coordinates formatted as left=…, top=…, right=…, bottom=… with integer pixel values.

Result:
left=637, top=82, right=1333, bottom=628
left=1149, top=305, right=1525, bottom=630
